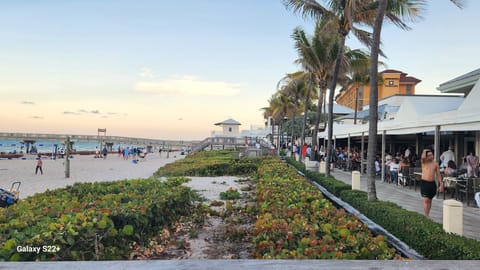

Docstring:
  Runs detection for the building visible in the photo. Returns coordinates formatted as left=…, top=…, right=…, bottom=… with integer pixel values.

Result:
left=335, top=69, right=421, bottom=111
left=437, top=68, right=480, bottom=96
left=320, top=68, right=480, bottom=166
left=212, top=118, right=241, bottom=137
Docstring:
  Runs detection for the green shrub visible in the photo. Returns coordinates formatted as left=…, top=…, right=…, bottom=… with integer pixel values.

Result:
left=286, top=157, right=480, bottom=260
left=155, top=150, right=259, bottom=177
left=254, top=158, right=396, bottom=259
left=339, top=189, right=480, bottom=259
left=0, top=177, right=202, bottom=261
left=220, top=188, right=241, bottom=200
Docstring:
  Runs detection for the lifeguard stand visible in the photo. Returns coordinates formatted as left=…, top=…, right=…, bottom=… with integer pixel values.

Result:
left=98, top=128, right=106, bottom=150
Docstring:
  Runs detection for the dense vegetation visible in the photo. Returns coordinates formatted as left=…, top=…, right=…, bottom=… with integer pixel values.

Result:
left=154, top=150, right=258, bottom=177
left=254, top=158, right=397, bottom=259
left=286, top=157, right=480, bottom=260
left=0, top=177, right=203, bottom=261
left=4, top=150, right=458, bottom=261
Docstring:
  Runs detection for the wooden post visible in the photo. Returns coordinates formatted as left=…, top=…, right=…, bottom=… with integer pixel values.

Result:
left=65, top=136, right=70, bottom=178
left=435, top=125, right=440, bottom=162
left=347, top=134, right=351, bottom=154
left=381, top=130, right=386, bottom=182
left=361, top=132, right=365, bottom=174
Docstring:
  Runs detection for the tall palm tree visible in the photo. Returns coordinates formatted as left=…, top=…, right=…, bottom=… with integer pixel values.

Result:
left=365, top=0, right=464, bottom=201
left=284, top=0, right=377, bottom=175
left=278, top=72, right=308, bottom=153
left=263, top=91, right=294, bottom=147
left=291, top=19, right=339, bottom=157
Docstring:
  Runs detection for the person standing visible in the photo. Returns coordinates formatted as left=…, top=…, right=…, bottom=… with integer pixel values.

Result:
left=420, top=149, right=443, bottom=218
left=35, top=154, right=43, bottom=175
left=102, top=146, right=108, bottom=160
left=466, top=151, right=479, bottom=177
left=440, top=146, right=455, bottom=169
left=389, top=158, right=400, bottom=185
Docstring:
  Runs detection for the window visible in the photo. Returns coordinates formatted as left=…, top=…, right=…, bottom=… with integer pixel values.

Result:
left=228, top=127, right=232, bottom=132
left=388, top=80, right=394, bottom=86
left=406, top=84, right=412, bottom=95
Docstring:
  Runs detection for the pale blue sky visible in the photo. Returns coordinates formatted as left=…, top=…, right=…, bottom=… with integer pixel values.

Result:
left=1, top=0, right=478, bottom=140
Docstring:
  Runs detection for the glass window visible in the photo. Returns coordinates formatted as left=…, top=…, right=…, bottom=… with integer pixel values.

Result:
left=406, top=84, right=412, bottom=94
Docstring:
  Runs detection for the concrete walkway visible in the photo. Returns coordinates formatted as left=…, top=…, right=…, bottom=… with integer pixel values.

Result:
left=331, top=170, right=480, bottom=241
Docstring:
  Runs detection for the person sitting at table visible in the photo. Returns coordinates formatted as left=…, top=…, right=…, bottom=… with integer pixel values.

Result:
left=400, top=157, right=410, bottom=170
left=398, top=157, right=410, bottom=186
left=444, top=160, right=457, bottom=177
left=390, top=158, right=400, bottom=185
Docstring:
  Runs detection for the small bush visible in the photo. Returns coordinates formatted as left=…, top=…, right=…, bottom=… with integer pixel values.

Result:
left=220, top=188, right=241, bottom=200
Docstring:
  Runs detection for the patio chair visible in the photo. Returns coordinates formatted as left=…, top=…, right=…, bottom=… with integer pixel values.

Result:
left=407, top=167, right=416, bottom=189
left=456, top=177, right=475, bottom=206
left=398, top=166, right=410, bottom=187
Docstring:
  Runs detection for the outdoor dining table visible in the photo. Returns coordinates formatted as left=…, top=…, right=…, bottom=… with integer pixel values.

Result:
left=442, top=176, right=463, bottom=199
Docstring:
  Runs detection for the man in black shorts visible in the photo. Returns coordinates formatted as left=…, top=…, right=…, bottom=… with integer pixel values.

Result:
left=421, top=149, right=444, bottom=218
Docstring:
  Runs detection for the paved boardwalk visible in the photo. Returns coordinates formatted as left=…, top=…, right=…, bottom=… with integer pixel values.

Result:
left=331, top=170, right=480, bottom=241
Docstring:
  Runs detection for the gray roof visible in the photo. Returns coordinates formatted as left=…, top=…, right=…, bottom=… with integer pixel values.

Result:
left=328, top=103, right=354, bottom=115
left=336, top=104, right=398, bottom=121
left=437, top=68, right=480, bottom=94
left=214, top=118, right=241, bottom=126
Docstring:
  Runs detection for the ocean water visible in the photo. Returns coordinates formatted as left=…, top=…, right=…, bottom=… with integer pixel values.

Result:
left=0, top=139, right=144, bottom=154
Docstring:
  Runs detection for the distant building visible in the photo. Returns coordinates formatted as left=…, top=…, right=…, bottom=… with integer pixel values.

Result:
left=437, top=68, right=480, bottom=97
left=212, top=118, right=241, bottom=137
left=335, top=69, right=421, bottom=111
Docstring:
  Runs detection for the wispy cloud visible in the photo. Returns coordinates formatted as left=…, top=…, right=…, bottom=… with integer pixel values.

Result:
left=134, top=75, right=241, bottom=96
left=30, top=116, right=43, bottom=119
left=139, top=67, right=154, bottom=79
left=21, top=101, right=35, bottom=105
left=63, top=109, right=126, bottom=118
left=63, top=111, right=81, bottom=115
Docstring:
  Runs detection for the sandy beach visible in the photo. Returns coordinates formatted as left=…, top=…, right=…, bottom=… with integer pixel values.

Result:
left=0, top=152, right=186, bottom=199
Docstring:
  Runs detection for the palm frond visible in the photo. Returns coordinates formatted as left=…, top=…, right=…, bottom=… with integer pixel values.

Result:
left=283, top=0, right=333, bottom=20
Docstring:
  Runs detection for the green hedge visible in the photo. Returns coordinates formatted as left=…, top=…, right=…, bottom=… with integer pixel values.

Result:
left=0, top=177, right=201, bottom=261
left=155, top=150, right=259, bottom=177
left=286, top=158, right=480, bottom=259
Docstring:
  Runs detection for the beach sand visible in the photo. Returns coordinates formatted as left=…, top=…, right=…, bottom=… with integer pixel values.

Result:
left=0, top=152, right=186, bottom=199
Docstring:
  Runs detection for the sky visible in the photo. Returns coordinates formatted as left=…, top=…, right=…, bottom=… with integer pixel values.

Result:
left=1, top=0, right=479, bottom=140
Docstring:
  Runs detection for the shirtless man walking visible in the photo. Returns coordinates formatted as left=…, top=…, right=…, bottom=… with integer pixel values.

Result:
left=421, top=149, right=444, bottom=218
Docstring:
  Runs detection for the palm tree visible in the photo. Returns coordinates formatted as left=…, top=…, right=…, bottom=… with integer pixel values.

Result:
left=291, top=19, right=339, bottom=158
left=278, top=72, right=308, bottom=153
left=284, top=0, right=377, bottom=175
left=262, top=92, right=293, bottom=148
left=365, top=0, right=464, bottom=201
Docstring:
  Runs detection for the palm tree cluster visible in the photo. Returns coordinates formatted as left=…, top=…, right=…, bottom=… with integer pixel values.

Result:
left=262, top=0, right=463, bottom=201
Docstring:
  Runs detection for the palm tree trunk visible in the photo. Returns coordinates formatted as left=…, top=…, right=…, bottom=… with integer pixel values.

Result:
left=326, top=34, right=347, bottom=176
left=312, top=87, right=325, bottom=159
left=271, top=117, right=275, bottom=145
left=354, top=85, right=359, bottom=124
left=367, top=0, right=388, bottom=202
left=300, top=79, right=312, bottom=162
left=291, top=112, right=296, bottom=156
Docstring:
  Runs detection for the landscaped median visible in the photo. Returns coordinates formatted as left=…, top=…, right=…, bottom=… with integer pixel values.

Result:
left=254, top=158, right=397, bottom=259
left=0, top=177, right=204, bottom=261
left=286, top=157, right=480, bottom=260
left=154, top=150, right=258, bottom=177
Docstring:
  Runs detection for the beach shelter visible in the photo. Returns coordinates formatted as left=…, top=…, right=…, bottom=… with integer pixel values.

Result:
left=214, top=118, right=241, bottom=137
